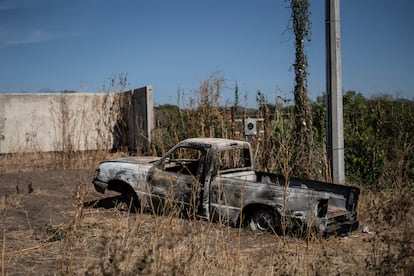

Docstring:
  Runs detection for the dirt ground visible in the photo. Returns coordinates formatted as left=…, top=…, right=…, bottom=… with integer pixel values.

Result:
left=0, top=155, right=410, bottom=275
left=1, top=168, right=91, bottom=228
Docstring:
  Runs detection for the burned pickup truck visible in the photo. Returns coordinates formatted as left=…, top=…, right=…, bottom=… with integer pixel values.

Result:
left=92, top=138, right=359, bottom=235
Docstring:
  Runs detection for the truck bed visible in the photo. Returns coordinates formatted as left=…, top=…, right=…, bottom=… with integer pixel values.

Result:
left=220, top=170, right=360, bottom=234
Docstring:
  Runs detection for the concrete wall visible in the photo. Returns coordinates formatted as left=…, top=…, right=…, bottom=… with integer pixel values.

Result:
left=0, top=86, right=154, bottom=154
left=129, top=86, right=154, bottom=153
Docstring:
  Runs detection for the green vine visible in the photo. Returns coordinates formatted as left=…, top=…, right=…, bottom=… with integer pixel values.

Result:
left=287, top=0, right=316, bottom=179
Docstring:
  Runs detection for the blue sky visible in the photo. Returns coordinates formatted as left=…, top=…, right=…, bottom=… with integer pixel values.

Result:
left=0, top=0, right=413, bottom=106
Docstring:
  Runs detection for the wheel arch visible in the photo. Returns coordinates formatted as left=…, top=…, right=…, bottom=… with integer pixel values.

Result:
left=107, top=179, right=135, bottom=194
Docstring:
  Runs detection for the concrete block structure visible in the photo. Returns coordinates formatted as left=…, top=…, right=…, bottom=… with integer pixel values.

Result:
left=0, top=86, right=154, bottom=154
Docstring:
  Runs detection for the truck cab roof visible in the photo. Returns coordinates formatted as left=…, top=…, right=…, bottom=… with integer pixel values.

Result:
left=179, top=138, right=250, bottom=149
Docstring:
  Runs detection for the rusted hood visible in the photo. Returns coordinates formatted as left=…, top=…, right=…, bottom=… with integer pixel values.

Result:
left=101, top=156, right=160, bottom=165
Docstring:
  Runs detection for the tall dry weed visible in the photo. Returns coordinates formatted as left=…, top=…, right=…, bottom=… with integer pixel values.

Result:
left=360, top=183, right=414, bottom=274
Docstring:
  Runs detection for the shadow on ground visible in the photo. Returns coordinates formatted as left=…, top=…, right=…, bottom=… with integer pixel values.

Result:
left=84, top=195, right=125, bottom=210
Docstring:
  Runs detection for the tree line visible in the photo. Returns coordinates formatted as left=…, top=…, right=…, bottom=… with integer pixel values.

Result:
left=152, top=89, right=413, bottom=190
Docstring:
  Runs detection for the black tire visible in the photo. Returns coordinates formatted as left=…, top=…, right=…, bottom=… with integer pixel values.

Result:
left=249, top=209, right=278, bottom=233
left=118, top=191, right=140, bottom=213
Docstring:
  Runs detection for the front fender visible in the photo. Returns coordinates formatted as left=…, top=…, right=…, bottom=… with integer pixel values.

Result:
left=94, top=161, right=153, bottom=194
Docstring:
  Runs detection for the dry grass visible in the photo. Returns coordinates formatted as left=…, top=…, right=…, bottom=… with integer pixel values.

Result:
left=0, top=204, right=363, bottom=275
left=1, top=209, right=404, bottom=275
left=1, top=157, right=412, bottom=275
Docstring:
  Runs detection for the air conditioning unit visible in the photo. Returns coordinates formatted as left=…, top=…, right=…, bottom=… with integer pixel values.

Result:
left=244, top=118, right=257, bottom=136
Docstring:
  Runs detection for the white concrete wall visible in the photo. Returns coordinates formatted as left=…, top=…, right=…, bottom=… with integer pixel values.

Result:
left=0, top=87, right=153, bottom=154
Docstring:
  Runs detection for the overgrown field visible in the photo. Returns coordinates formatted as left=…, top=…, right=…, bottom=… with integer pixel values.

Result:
left=1, top=79, right=413, bottom=274
left=0, top=153, right=413, bottom=275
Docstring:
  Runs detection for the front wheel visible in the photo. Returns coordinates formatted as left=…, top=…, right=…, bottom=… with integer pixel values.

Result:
left=117, top=191, right=140, bottom=213
left=249, top=209, right=278, bottom=233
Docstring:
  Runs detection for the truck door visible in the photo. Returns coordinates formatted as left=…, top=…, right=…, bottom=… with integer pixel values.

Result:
left=208, top=147, right=251, bottom=224
left=147, top=146, right=205, bottom=216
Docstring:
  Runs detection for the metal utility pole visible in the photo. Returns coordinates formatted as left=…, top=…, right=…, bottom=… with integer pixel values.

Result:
left=326, top=0, right=345, bottom=184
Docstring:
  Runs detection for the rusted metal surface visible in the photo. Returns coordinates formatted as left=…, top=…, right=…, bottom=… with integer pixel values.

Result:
left=92, top=138, right=359, bottom=235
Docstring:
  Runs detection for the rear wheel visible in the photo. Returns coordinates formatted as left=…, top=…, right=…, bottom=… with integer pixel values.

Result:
left=249, top=209, right=278, bottom=233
